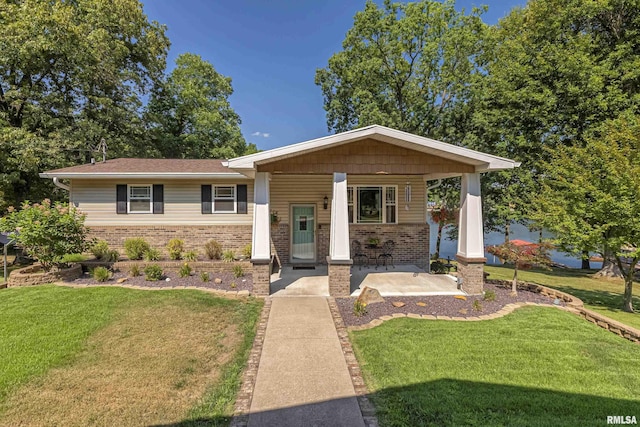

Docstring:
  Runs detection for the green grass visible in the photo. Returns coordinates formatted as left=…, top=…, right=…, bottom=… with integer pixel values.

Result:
left=485, top=265, right=640, bottom=329
left=351, top=307, right=640, bottom=427
left=0, top=285, right=262, bottom=424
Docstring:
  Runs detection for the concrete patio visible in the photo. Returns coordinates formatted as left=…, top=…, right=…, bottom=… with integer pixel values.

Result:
left=270, top=265, right=465, bottom=297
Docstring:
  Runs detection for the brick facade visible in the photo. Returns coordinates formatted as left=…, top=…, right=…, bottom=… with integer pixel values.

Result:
left=252, top=262, right=271, bottom=296
left=328, top=263, right=351, bottom=296
left=456, top=256, right=486, bottom=294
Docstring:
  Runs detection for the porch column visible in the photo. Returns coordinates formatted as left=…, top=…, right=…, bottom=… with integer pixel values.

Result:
left=456, top=172, right=486, bottom=294
left=251, top=171, right=271, bottom=296
left=327, top=172, right=352, bottom=296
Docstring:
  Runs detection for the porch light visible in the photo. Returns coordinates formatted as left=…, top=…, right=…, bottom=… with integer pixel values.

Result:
left=323, top=196, right=328, bottom=210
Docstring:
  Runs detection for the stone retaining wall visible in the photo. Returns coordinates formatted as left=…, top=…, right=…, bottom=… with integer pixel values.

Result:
left=8, top=264, right=82, bottom=287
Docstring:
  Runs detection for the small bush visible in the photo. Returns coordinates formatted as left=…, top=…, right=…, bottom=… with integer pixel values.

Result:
left=179, top=263, right=192, bottom=278
left=233, top=264, right=244, bottom=278
left=105, top=249, right=119, bottom=262
left=353, top=300, right=368, bottom=317
left=230, top=282, right=237, bottom=289
left=129, top=264, right=141, bottom=277
left=242, top=243, right=252, bottom=258
left=472, top=300, right=483, bottom=312
left=91, top=240, right=110, bottom=260
left=124, top=238, right=150, bottom=260
left=483, top=289, right=497, bottom=302
left=184, top=250, right=198, bottom=261
left=92, top=266, right=111, bottom=282
left=167, top=238, right=184, bottom=260
left=222, top=249, right=235, bottom=262
left=144, top=264, right=163, bottom=281
left=204, top=240, right=222, bottom=260
left=61, top=253, right=85, bottom=263
left=430, top=260, right=447, bottom=274
left=143, top=248, right=161, bottom=261
left=200, top=271, right=210, bottom=282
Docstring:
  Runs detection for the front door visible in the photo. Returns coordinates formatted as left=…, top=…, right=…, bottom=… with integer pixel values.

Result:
left=291, top=205, right=316, bottom=262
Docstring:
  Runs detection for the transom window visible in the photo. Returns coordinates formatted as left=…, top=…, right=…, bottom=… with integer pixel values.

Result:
left=128, top=185, right=152, bottom=213
left=348, top=186, right=397, bottom=224
left=214, top=185, right=236, bottom=213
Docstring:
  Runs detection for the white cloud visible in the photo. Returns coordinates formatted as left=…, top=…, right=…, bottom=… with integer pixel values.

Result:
left=251, top=131, right=270, bottom=138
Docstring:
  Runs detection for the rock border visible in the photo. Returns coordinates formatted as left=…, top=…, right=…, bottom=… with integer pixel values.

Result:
left=8, top=263, right=82, bottom=287
left=328, top=297, right=379, bottom=427
left=55, top=281, right=254, bottom=299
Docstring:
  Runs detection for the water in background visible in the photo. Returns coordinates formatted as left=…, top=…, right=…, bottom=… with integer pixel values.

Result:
left=427, top=218, right=602, bottom=270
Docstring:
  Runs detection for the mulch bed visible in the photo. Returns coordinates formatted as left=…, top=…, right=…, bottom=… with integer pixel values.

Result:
left=337, top=282, right=563, bottom=327
left=65, top=269, right=253, bottom=293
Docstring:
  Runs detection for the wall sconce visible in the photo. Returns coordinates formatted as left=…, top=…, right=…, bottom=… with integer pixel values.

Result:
left=323, top=196, right=329, bottom=210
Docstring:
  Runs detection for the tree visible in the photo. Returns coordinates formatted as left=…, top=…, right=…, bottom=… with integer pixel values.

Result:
left=315, top=0, right=487, bottom=142
left=0, top=0, right=170, bottom=210
left=486, top=241, right=553, bottom=295
left=536, top=114, right=640, bottom=313
left=145, top=53, right=255, bottom=159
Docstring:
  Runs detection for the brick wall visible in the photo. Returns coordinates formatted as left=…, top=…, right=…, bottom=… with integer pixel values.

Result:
left=328, top=263, right=351, bottom=296
left=89, top=225, right=252, bottom=257
left=456, top=257, right=485, bottom=294
left=270, top=223, right=289, bottom=267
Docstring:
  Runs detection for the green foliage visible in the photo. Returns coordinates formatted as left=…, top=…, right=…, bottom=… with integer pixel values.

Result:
left=129, top=264, right=141, bottom=277
left=143, top=248, right=161, bottom=261
left=483, top=290, right=496, bottom=302
left=0, top=200, right=90, bottom=270
left=353, top=300, right=368, bottom=317
left=91, top=240, right=110, bottom=260
left=124, top=238, right=150, bottom=261
left=486, top=241, right=553, bottom=294
left=204, top=240, right=222, bottom=260
left=179, top=263, right=192, bottom=278
left=166, top=238, right=184, bottom=260
left=106, top=250, right=120, bottom=263
left=230, top=282, right=237, bottom=289
left=233, top=265, right=244, bottom=278
left=242, top=244, right=252, bottom=259
left=430, top=261, right=447, bottom=274
left=200, top=271, right=210, bottom=282
left=472, top=300, right=482, bottom=312
left=222, top=250, right=235, bottom=263
left=61, top=254, right=86, bottom=264
left=144, top=264, right=163, bottom=281
left=184, top=250, right=198, bottom=261
left=92, top=266, right=111, bottom=282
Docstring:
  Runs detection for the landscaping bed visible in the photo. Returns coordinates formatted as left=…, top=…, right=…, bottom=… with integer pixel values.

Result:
left=337, top=281, right=562, bottom=327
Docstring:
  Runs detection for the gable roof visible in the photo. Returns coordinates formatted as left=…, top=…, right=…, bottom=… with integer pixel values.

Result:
left=226, top=125, right=520, bottom=173
left=40, top=158, right=244, bottom=179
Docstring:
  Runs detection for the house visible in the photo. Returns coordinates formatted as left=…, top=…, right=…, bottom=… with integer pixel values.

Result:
left=40, top=125, right=519, bottom=296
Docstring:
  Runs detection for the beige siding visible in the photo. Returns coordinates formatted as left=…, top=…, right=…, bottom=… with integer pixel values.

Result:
left=71, top=179, right=253, bottom=226
left=270, top=174, right=426, bottom=224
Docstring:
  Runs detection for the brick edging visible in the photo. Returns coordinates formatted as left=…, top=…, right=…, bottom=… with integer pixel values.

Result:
left=327, top=297, right=379, bottom=427
left=230, top=298, right=272, bottom=427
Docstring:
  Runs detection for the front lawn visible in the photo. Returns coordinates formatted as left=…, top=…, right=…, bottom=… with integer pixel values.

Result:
left=485, top=265, right=640, bottom=329
left=0, top=285, right=262, bottom=426
left=351, top=307, right=640, bottom=427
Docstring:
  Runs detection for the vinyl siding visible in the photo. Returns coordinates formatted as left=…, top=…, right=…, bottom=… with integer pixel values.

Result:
left=71, top=179, right=253, bottom=226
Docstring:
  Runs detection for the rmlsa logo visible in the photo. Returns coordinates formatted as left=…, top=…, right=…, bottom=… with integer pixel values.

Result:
left=607, top=416, right=637, bottom=425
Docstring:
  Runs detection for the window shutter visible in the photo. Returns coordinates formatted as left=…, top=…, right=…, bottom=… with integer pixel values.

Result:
left=201, top=185, right=212, bottom=214
left=237, top=184, right=247, bottom=214
left=153, top=184, right=164, bottom=214
left=116, top=185, right=127, bottom=214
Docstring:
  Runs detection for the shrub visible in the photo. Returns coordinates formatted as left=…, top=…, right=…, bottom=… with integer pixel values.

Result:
left=184, top=250, right=198, bottom=261
left=483, top=289, right=497, bottom=302
left=167, top=238, right=184, bottom=260
left=353, top=300, right=368, bottom=317
left=61, top=253, right=85, bottom=264
left=144, top=264, right=163, bottom=281
left=222, top=249, right=235, bottom=262
left=143, top=248, right=161, bottom=261
left=92, top=266, right=111, bottom=282
left=179, top=263, right=192, bottom=278
left=91, top=240, right=110, bottom=260
left=430, top=260, right=447, bottom=274
left=230, top=281, right=237, bottom=289
left=242, top=243, right=252, bottom=258
left=0, top=199, right=90, bottom=271
left=233, top=264, right=244, bottom=278
left=204, top=240, right=222, bottom=260
left=129, top=264, right=141, bottom=277
left=200, top=271, right=210, bottom=282
left=472, top=300, right=483, bottom=312
left=124, top=238, right=150, bottom=260
left=105, top=249, right=119, bottom=262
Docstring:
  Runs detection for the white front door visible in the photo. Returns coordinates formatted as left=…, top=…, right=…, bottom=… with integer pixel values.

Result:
left=291, top=205, right=316, bottom=262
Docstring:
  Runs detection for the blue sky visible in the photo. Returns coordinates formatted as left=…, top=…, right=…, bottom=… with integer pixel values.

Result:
left=141, top=1, right=524, bottom=151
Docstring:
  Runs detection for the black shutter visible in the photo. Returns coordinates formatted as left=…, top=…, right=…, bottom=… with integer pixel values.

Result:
left=153, top=184, right=164, bottom=214
left=201, top=185, right=212, bottom=214
left=116, top=185, right=127, bottom=214
left=237, top=184, right=247, bottom=214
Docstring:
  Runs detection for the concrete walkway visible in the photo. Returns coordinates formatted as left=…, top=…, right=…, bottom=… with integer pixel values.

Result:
left=248, top=297, right=365, bottom=427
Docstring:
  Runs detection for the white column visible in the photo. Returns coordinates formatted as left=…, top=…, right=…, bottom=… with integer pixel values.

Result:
left=251, top=172, right=271, bottom=261
left=329, top=172, right=350, bottom=261
left=456, top=173, right=485, bottom=259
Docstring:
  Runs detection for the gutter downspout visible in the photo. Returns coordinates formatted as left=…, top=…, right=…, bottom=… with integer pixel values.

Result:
left=425, top=179, right=442, bottom=273
left=52, top=177, right=71, bottom=192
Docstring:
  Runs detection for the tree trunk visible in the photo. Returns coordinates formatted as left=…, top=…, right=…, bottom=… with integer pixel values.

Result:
left=581, top=250, right=591, bottom=270
left=504, top=222, right=510, bottom=243
left=623, top=277, right=635, bottom=313
left=434, top=221, right=444, bottom=260
left=511, top=267, right=518, bottom=295
left=594, top=258, right=623, bottom=278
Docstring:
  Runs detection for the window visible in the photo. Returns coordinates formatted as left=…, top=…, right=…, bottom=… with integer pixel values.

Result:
left=348, top=185, right=397, bottom=224
left=213, top=185, right=236, bottom=213
left=128, top=185, right=152, bottom=213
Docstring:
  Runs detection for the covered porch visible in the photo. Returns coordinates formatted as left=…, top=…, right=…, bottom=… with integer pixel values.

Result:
left=226, top=125, right=519, bottom=297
